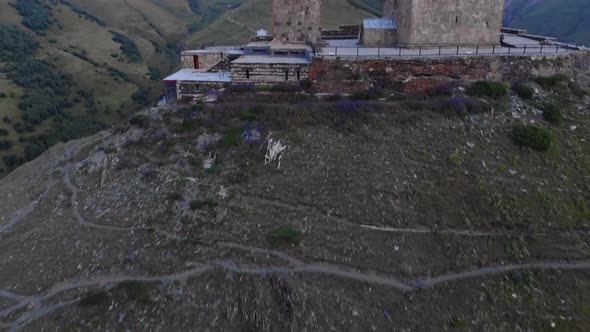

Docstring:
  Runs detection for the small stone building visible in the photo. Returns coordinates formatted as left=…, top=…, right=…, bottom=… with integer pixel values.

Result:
left=360, top=18, right=397, bottom=47
left=383, top=0, right=505, bottom=46
left=164, top=49, right=243, bottom=103
left=180, top=49, right=243, bottom=71
left=163, top=71, right=232, bottom=103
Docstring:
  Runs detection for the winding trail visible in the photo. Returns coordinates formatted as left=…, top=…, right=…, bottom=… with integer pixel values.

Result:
left=63, top=163, right=183, bottom=241
left=0, top=178, right=57, bottom=235
left=241, top=195, right=505, bottom=237
left=2, top=144, right=590, bottom=329
left=2, top=241, right=590, bottom=330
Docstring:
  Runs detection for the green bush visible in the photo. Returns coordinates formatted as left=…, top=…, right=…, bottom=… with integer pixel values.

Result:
left=103, top=146, right=117, bottom=154
left=79, top=291, right=111, bottom=307
left=511, top=125, right=553, bottom=151
left=467, top=81, right=508, bottom=98
left=512, top=82, right=534, bottom=100
left=534, top=74, right=568, bottom=89
left=568, top=81, right=587, bottom=97
left=268, top=225, right=303, bottom=246
left=350, top=90, right=373, bottom=101
left=167, top=192, right=182, bottom=201
left=0, top=92, right=6, bottom=98
left=131, top=88, right=150, bottom=107
left=222, top=128, right=242, bottom=147
left=2, top=154, right=24, bottom=168
left=0, top=139, right=13, bottom=150
left=129, top=114, right=150, bottom=128
left=110, top=31, right=142, bottom=63
left=0, top=128, right=8, bottom=136
left=24, top=142, right=44, bottom=160
left=240, top=109, right=256, bottom=121
left=148, top=66, right=161, bottom=81
left=14, top=0, right=53, bottom=32
left=189, top=199, right=217, bottom=210
left=543, top=103, right=563, bottom=124
left=116, top=281, right=151, bottom=304
left=0, top=25, right=39, bottom=61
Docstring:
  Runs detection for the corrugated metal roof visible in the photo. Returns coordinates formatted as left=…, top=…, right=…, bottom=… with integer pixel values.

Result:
left=363, top=18, right=397, bottom=30
left=163, top=69, right=232, bottom=82
left=182, top=49, right=244, bottom=55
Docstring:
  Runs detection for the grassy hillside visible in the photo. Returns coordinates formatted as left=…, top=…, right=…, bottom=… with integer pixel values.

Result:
left=184, top=0, right=375, bottom=47
left=0, top=0, right=376, bottom=177
left=0, top=0, right=192, bottom=177
left=504, top=0, right=590, bottom=46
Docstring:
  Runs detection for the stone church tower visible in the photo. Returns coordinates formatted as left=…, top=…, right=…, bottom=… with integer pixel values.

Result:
left=383, top=0, right=505, bottom=46
left=272, top=0, right=322, bottom=45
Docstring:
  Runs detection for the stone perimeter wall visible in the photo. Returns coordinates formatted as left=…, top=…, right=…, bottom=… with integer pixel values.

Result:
left=310, top=51, right=590, bottom=93
left=232, top=63, right=310, bottom=84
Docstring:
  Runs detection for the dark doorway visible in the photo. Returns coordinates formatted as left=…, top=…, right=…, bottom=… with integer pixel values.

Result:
left=194, top=56, right=199, bottom=69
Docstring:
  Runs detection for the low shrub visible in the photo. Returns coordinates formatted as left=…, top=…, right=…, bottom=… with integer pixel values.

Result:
left=0, top=128, right=8, bottom=136
left=511, top=125, right=552, bottom=151
left=269, top=83, right=303, bottom=93
left=222, top=128, right=242, bottom=147
left=568, top=81, right=588, bottom=97
left=228, top=83, right=255, bottom=93
left=0, top=139, right=13, bottom=150
left=129, top=114, right=150, bottom=128
left=79, top=291, right=111, bottom=307
left=0, top=92, right=6, bottom=98
left=268, top=224, right=303, bottom=246
left=427, top=82, right=454, bottom=96
left=116, top=281, right=151, bottom=304
left=103, top=146, right=117, bottom=154
left=467, top=81, right=508, bottom=99
left=534, top=74, right=568, bottom=89
left=255, top=85, right=272, bottom=92
left=448, top=149, right=463, bottom=166
left=3, top=154, right=24, bottom=168
left=167, top=192, right=182, bottom=201
left=512, top=82, right=534, bottom=100
left=323, top=93, right=342, bottom=101
left=440, top=96, right=486, bottom=115
left=240, top=109, right=256, bottom=121
left=543, top=103, right=563, bottom=124
left=140, top=168, right=158, bottom=178
left=350, top=90, right=373, bottom=101
left=300, top=79, right=312, bottom=91
left=189, top=199, right=217, bottom=210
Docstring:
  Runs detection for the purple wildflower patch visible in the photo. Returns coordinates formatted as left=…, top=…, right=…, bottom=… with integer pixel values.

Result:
left=241, top=122, right=264, bottom=145
left=140, top=168, right=157, bottom=178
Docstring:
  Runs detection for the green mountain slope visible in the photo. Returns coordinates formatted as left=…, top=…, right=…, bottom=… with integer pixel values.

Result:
left=0, top=0, right=375, bottom=178
left=504, top=0, right=590, bottom=46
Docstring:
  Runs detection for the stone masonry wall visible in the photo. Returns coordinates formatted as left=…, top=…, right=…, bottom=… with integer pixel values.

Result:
left=310, top=51, right=590, bottom=93
left=231, top=63, right=310, bottom=84
left=177, top=81, right=225, bottom=102
left=181, top=53, right=226, bottom=71
left=384, top=0, right=505, bottom=46
left=273, top=0, right=322, bottom=44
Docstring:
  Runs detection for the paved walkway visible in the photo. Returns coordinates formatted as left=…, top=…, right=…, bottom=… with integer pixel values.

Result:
left=319, top=44, right=580, bottom=58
